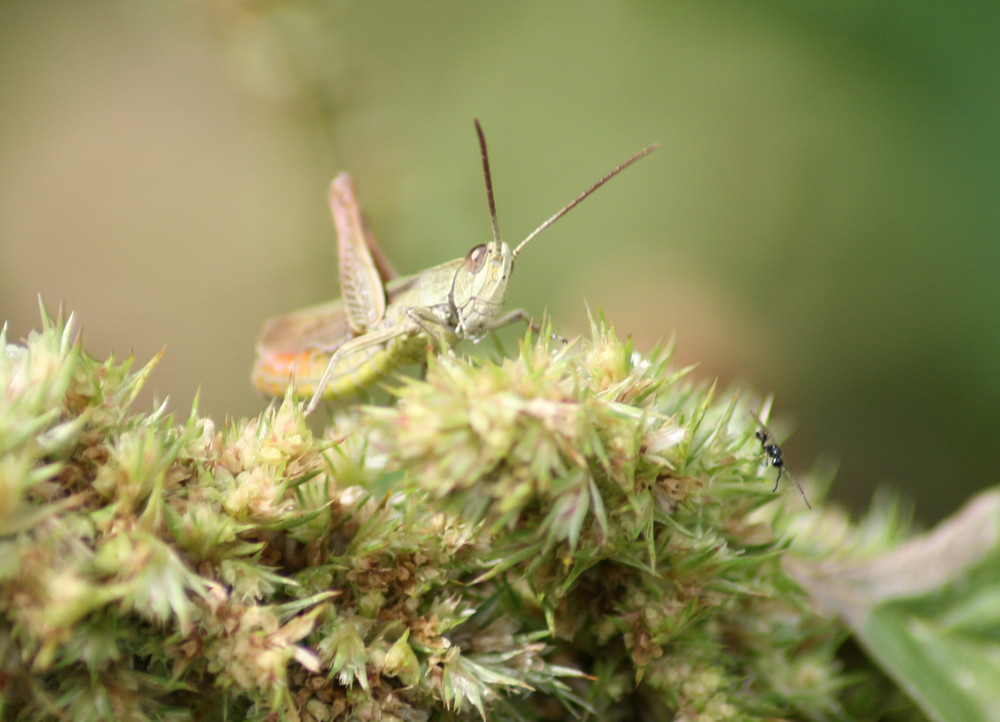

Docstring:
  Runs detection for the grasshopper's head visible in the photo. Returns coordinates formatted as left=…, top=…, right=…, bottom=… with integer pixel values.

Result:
left=451, top=239, right=514, bottom=341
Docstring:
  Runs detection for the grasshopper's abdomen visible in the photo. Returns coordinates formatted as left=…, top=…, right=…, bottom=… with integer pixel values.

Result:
left=252, top=329, right=428, bottom=402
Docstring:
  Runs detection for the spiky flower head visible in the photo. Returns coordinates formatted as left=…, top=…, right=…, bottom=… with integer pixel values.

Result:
left=1, top=307, right=845, bottom=721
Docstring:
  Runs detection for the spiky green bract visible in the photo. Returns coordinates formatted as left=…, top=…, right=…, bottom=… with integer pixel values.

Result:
left=2, top=307, right=849, bottom=721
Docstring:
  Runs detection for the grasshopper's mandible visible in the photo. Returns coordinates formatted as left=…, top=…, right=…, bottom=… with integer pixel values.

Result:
left=252, top=120, right=658, bottom=415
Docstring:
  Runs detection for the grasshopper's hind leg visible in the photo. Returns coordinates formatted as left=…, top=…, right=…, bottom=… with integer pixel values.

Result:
left=303, top=326, right=404, bottom=416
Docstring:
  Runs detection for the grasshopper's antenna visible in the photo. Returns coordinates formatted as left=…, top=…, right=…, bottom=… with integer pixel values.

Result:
left=474, top=118, right=504, bottom=247
left=512, top=141, right=660, bottom=259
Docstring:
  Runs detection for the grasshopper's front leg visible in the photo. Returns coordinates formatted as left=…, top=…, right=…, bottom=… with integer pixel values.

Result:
left=486, top=308, right=568, bottom=344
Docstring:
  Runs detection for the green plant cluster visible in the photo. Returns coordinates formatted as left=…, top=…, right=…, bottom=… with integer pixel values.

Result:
left=1, top=309, right=846, bottom=721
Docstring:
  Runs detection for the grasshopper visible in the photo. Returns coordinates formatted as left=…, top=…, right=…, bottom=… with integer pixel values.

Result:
left=252, top=120, right=658, bottom=415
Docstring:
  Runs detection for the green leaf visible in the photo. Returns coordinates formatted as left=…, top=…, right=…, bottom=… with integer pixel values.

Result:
left=790, top=490, right=1000, bottom=722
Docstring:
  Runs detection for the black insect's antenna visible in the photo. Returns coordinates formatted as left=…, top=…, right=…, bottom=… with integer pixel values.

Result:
left=474, top=118, right=504, bottom=248
left=750, top=411, right=812, bottom=509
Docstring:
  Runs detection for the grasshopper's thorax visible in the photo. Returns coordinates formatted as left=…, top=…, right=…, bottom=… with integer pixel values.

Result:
left=450, top=240, right=514, bottom=341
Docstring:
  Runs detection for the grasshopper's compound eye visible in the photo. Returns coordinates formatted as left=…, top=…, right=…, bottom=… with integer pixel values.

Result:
left=464, top=244, right=488, bottom=273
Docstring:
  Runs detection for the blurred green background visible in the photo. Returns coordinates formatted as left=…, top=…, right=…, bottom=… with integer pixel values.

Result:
left=2, top=1, right=998, bottom=524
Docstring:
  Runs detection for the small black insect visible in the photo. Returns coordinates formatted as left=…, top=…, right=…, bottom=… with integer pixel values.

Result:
left=750, top=411, right=811, bottom=509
